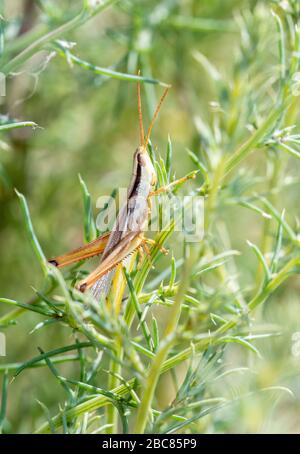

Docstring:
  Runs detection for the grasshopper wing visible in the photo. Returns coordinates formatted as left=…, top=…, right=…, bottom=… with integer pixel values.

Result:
left=48, top=231, right=110, bottom=268
left=78, top=231, right=143, bottom=292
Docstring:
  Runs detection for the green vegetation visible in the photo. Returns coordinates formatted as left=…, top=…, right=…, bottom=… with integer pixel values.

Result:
left=1, top=0, right=300, bottom=434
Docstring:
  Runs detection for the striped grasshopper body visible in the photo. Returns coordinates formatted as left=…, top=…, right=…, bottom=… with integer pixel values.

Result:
left=78, top=146, right=156, bottom=297
left=49, top=83, right=169, bottom=300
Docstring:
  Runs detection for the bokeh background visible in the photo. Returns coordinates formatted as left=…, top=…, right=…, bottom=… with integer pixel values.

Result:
left=1, top=0, right=300, bottom=433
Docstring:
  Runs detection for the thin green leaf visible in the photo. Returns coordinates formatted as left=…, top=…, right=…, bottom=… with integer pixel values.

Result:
left=56, top=43, right=169, bottom=87
left=36, top=400, right=56, bottom=434
left=0, top=370, right=9, bottom=434
left=166, top=135, right=172, bottom=181
left=272, top=11, right=286, bottom=81
left=0, top=297, right=54, bottom=317
left=123, top=269, right=154, bottom=352
left=15, top=190, right=49, bottom=276
left=219, top=336, right=261, bottom=357
left=38, top=347, right=74, bottom=402
left=168, top=255, right=176, bottom=290
left=166, top=16, right=236, bottom=33
left=0, top=15, right=4, bottom=58
left=187, top=149, right=208, bottom=179
left=238, top=200, right=272, bottom=219
left=14, top=342, right=94, bottom=377
left=0, top=355, right=79, bottom=373
left=0, top=121, right=38, bottom=132
left=152, top=317, right=159, bottom=352
left=279, top=142, right=300, bottom=159
left=79, top=174, right=97, bottom=242
left=224, top=106, right=283, bottom=176
left=192, top=50, right=221, bottom=82
left=270, top=210, right=285, bottom=273
left=247, top=240, right=271, bottom=282
left=258, top=196, right=297, bottom=244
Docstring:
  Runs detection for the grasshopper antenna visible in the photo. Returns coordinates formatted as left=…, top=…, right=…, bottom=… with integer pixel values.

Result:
left=137, top=71, right=145, bottom=147
left=144, top=86, right=170, bottom=149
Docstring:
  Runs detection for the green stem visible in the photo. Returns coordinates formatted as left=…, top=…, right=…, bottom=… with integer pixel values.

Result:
left=134, top=246, right=197, bottom=434
left=0, top=121, right=37, bottom=131
left=57, top=51, right=168, bottom=86
left=2, top=24, right=47, bottom=59
left=0, top=355, right=80, bottom=373
left=224, top=106, right=282, bottom=177
left=105, top=256, right=136, bottom=433
left=204, top=156, right=226, bottom=232
left=255, top=154, right=282, bottom=288
left=248, top=255, right=300, bottom=310
left=124, top=220, right=176, bottom=326
left=105, top=339, right=123, bottom=434
left=1, top=0, right=118, bottom=74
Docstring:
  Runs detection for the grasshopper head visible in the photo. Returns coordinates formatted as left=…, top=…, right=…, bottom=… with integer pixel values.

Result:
left=135, top=146, right=157, bottom=187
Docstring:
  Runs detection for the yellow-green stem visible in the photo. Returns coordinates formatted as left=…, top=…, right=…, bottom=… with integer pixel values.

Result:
left=134, top=246, right=198, bottom=434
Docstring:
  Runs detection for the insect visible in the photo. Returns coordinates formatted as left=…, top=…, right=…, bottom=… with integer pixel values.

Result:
left=49, top=80, right=193, bottom=300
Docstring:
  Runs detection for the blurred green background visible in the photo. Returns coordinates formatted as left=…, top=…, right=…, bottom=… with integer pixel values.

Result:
left=1, top=0, right=300, bottom=434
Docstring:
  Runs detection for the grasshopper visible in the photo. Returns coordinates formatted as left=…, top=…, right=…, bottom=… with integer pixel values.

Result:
left=49, top=81, right=194, bottom=300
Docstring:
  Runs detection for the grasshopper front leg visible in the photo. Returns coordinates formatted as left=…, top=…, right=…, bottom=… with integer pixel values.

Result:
left=149, top=171, right=197, bottom=197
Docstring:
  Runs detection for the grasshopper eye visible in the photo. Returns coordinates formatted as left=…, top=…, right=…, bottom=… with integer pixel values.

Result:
left=137, top=152, right=147, bottom=167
